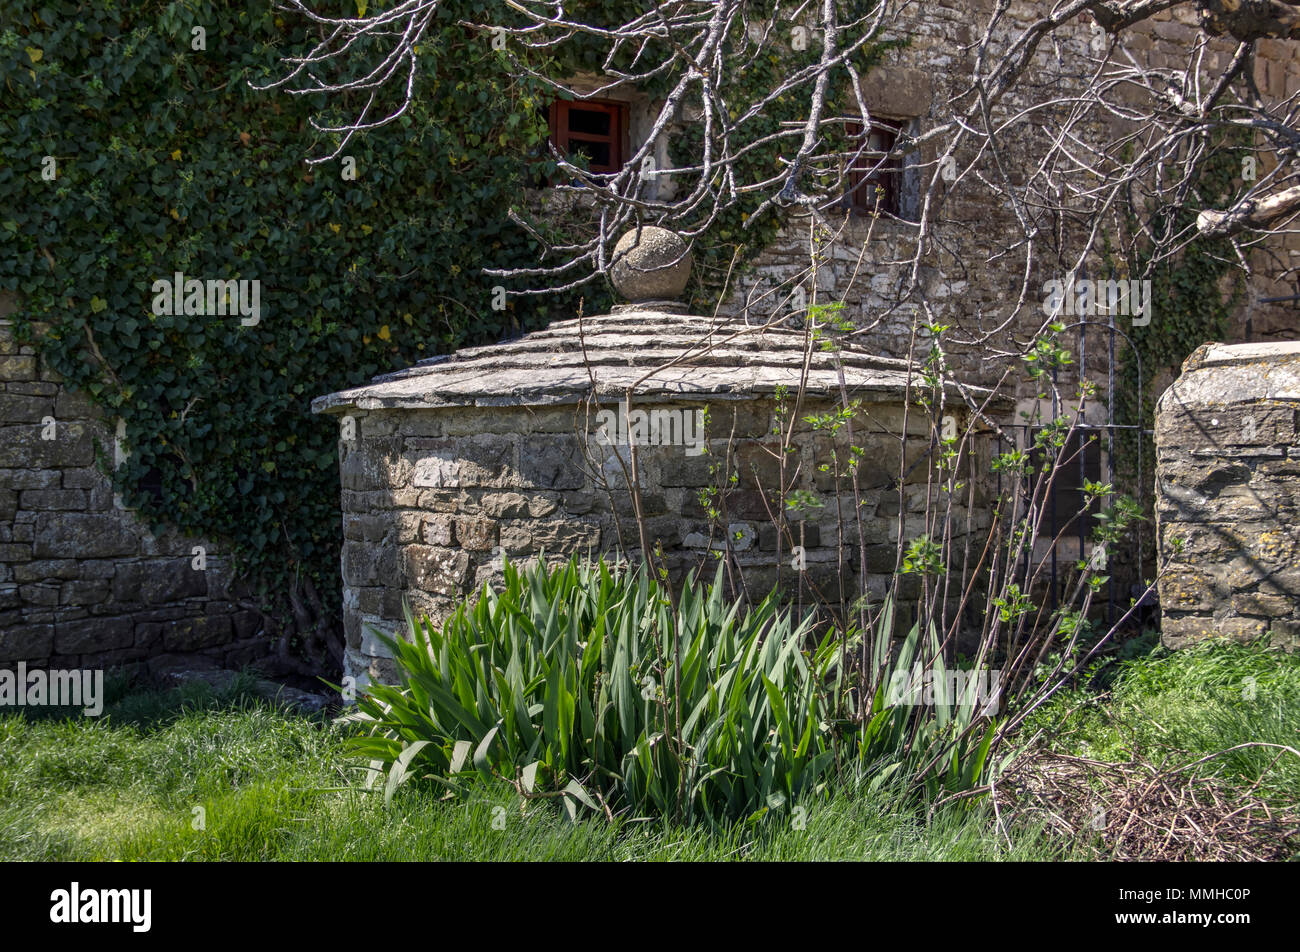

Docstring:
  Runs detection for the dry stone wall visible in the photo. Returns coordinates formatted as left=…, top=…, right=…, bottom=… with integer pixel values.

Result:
left=335, top=399, right=985, bottom=685
left=1154, top=342, right=1300, bottom=649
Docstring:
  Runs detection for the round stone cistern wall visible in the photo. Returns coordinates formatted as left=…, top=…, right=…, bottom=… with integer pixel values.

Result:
left=313, top=228, right=1001, bottom=686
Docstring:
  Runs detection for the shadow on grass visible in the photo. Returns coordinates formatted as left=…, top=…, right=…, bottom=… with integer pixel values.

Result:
left=9, top=667, right=329, bottom=733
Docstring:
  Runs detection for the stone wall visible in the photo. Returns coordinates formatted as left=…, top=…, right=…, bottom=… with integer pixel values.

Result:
left=334, top=399, right=987, bottom=685
left=0, top=308, right=265, bottom=673
left=1154, top=342, right=1300, bottom=649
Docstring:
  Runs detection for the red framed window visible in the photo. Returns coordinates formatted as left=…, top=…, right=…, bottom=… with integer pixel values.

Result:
left=547, top=99, right=630, bottom=175
left=844, top=120, right=901, bottom=217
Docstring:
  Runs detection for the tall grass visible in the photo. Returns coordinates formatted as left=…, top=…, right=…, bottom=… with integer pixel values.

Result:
left=0, top=682, right=1051, bottom=861
left=1023, top=638, right=1300, bottom=800
left=7, top=642, right=1284, bottom=861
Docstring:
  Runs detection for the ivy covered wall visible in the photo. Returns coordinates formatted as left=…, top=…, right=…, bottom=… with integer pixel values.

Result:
left=1, top=0, right=607, bottom=665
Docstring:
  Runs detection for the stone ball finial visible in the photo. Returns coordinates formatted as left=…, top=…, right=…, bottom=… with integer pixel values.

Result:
left=609, top=226, right=692, bottom=304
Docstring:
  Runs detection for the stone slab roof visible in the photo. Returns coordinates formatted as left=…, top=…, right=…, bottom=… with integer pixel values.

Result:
left=313, top=308, right=1003, bottom=414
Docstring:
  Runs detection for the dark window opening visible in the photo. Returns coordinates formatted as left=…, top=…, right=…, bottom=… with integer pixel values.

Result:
left=844, top=120, right=901, bottom=217
left=129, top=453, right=191, bottom=509
left=566, top=108, right=612, bottom=137
left=547, top=99, right=629, bottom=176
left=1030, top=429, right=1103, bottom=539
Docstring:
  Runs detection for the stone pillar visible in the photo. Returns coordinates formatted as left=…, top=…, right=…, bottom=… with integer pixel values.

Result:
left=1154, top=341, right=1300, bottom=649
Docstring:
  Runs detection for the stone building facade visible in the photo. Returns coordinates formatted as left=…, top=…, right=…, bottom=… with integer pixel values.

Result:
left=721, top=4, right=1300, bottom=389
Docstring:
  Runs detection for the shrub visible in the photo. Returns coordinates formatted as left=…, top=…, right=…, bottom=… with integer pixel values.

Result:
left=343, top=556, right=842, bottom=825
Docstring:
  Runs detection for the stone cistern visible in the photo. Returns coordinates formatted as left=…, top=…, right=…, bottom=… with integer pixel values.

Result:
left=313, top=227, right=996, bottom=685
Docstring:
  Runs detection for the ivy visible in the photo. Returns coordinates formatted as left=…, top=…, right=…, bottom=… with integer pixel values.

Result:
left=0, top=0, right=597, bottom=646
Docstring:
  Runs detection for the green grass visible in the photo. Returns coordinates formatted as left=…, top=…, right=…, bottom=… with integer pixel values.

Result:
left=0, top=676, right=1061, bottom=861
left=2, top=638, right=1294, bottom=861
left=1023, top=637, right=1300, bottom=801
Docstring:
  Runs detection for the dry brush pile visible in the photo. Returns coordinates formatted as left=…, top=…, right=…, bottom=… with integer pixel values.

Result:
left=992, top=742, right=1300, bottom=860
